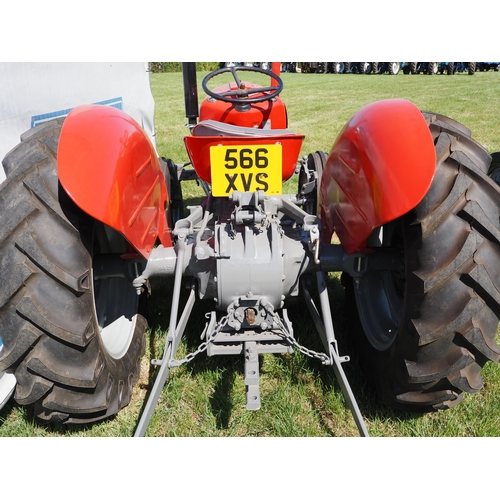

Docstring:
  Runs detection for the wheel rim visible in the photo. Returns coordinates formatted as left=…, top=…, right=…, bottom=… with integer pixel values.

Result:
left=92, top=225, right=141, bottom=360
left=93, top=273, right=139, bottom=359
left=352, top=223, right=404, bottom=351
left=298, top=151, right=325, bottom=215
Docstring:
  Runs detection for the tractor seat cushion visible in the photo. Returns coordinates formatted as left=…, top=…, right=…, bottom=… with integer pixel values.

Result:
left=192, top=120, right=295, bottom=137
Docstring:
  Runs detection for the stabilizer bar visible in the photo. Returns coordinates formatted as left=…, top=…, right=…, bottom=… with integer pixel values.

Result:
left=134, top=232, right=190, bottom=437
left=302, top=272, right=369, bottom=437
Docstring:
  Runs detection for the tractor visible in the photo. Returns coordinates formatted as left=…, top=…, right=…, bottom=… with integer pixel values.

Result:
left=331, top=62, right=345, bottom=74
left=476, top=62, right=500, bottom=72
left=346, top=62, right=372, bottom=74
left=372, top=62, right=403, bottom=75
left=404, top=62, right=439, bottom=75
left=1, top=62, right=500, bottom=437
left=439, top=62, right=477, bottom=75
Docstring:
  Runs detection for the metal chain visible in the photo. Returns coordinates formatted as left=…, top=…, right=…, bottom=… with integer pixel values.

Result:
left=271, top=311, right=330, bottom=365
left=168, top=315, right=228, bottom=368
left=168, top=308, right=330, bottom=367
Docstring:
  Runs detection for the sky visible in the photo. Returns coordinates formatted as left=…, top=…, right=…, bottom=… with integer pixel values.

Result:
left=1, top=1, right=496, bottom=62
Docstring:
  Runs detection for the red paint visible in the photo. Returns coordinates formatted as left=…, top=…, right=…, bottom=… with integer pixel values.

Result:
left=199, top=89, right=288, bottom=129
left=199, top=67, right=288, bottom=129
left=319, top=99, right=436, bottom=254
left=184, top=134, right=304, bottom=185
left=190, top=66, right=300, bottom=186
left=271, top=62, right=281, bottom=87
left=58, top=105, right=172, bottom=259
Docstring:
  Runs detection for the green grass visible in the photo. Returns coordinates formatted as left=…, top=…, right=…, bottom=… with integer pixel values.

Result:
left=2, top=70, right=500, bottom=438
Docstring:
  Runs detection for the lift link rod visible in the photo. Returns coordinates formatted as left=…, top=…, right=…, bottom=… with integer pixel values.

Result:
left=302, top=272, right=369, bottom=437
left=134, top=232, right=188, bottom=437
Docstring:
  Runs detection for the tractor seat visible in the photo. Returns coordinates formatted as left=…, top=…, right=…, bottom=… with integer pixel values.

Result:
left=184, top=120, right=305, bottom=185
left=192, top=119, right=296, bottom=137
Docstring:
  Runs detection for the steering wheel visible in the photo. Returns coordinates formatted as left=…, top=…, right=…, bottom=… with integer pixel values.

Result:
left=202, top=66, right=284, bottom=104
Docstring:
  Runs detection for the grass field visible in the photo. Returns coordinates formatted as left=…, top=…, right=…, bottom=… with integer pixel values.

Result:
left=1, top=69, right=500, bottom=438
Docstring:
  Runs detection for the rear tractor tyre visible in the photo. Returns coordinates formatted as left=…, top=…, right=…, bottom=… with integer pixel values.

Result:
left=344, top=113, right=500, bottom=412
left=362, top=62, right=372, bottom=74
left=427, top=62, right=438, bottom=75
left=298, top=151, right=327, bottom=215
left=332, top=62, right=344, bottom=74
left=389, top=62, right=400, bottom=75
left=488, top=152, right=500, bottom=186
left=0, top=119, right=147, bottom=424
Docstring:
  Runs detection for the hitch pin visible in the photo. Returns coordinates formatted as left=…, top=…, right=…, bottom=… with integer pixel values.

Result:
left=314, top=239, right=320, bottom=265
left=355, top=256, right=366, bottom=273
left=309, top=226, right=320, bottom=265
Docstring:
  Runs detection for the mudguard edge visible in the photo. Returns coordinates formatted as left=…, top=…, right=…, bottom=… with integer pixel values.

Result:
left=57, top=105, right=172, bottom=259
left=319, top=99, right=436, bottom=254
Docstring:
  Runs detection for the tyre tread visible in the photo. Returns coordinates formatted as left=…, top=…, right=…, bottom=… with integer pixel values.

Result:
left=348, top=111, right=500, bottom=412
left=0, top=119, right=146, bottom=424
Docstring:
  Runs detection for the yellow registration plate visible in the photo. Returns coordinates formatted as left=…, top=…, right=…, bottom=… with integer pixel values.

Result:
left=210, top=144, right=282, bottom=197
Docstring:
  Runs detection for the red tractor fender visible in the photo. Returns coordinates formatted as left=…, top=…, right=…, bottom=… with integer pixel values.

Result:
left=319, top=99, right=436, bottom=254
left=58, top=105, right=172, bottom=259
